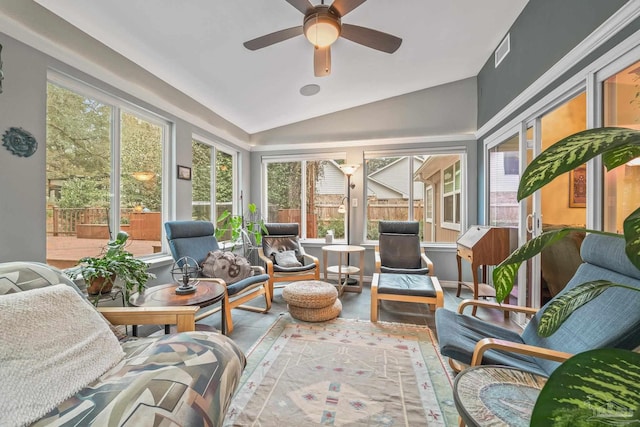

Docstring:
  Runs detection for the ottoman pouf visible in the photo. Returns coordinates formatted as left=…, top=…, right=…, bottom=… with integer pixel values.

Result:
left=282, top=280, right=341, bottom=322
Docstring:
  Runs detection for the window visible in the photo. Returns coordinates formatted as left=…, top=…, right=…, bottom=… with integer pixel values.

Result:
left=191, top=138, right=235, bottom=236
left=603, top=60, right=640, bottom=234
left=365, top=152, right=464, bottom=242
left=264, top=156, right=346, bottom=239
left=46, top=77, right=169, bottom=268
left=442, top=160, right=461, bottom=227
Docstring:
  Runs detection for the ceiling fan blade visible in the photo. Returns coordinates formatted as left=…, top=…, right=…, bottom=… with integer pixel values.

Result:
left=285, top=0, right=314, bottom=15
left=243, top=26, right=303, bottom=51
left=329, top=0, right=367, bottom=17
left=340, top=23, right=402, bottom=53
left=314, top=46, right=331, bottom=77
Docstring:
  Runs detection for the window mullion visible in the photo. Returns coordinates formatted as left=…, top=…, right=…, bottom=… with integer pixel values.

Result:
left=111, top=107, right=122, bottom=239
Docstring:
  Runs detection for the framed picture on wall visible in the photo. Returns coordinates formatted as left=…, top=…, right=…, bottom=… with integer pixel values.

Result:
left=177, top=165, right=191, bottom=181
left=569, top=165, right=586, bottom=208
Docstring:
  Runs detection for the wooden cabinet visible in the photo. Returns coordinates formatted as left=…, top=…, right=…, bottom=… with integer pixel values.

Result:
left=456, top=226, right=515, bottom=315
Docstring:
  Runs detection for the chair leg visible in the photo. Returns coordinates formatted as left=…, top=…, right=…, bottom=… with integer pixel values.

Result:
left=371, top=274, right=379, bottom=322
left=223, top=294, right=234, bottom=335
left=263, top=283, right=272, bottom=310
left=269, top=280, right=275, bottom=302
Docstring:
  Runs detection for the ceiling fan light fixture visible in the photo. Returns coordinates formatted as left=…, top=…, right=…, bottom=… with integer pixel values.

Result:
left=304, top=7, right=341, bottom=48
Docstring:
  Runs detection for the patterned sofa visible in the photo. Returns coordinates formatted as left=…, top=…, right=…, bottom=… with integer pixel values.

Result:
left=0, top=262, right=246, bottom=427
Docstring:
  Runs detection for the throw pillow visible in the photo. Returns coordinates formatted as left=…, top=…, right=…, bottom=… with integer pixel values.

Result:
left=274, top=250, right=303, bottom=268
left=201, top=250, right=254, bottom=284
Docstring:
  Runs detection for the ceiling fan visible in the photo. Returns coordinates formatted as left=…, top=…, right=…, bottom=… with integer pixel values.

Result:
left=243, top=0, right=402, bottom=77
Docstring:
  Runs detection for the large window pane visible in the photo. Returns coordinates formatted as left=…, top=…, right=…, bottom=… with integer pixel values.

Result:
left=603, top=60, right=640, bottom=233
left=120, top=111, right=163, bottom=256
left=46, top=83, right=112, bottom=268
left=265, top=158, right=345, bottom=239
left=46, top=80, right=168, bottom=267
left=192, top=140, right=212, bottom=220
left=368, top=153, right=463, bottom=243
left=488, top=134, right=520, bottom=227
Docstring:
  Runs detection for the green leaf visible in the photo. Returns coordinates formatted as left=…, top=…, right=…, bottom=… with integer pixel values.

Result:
left=623, top=207, right=640, bottom=271
left=518, top=127, right=640, bottom=201
left=537, top=281, right=613, bottom=337
left=603, top=143, right=640, bottom=170
left=531, top=349, right=640, bottom=426
left=493, top=229, right=575, bottom=303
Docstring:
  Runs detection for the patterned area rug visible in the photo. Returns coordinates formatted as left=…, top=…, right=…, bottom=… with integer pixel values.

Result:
left=224, top=315, right=458, bottom=426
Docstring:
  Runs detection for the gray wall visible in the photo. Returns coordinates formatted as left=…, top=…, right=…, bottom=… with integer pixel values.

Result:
left=252, top=78, right=477, bottom=145
left=477, top=0, right=630, bottom=128
left=0, top=34, right=48, bottom=262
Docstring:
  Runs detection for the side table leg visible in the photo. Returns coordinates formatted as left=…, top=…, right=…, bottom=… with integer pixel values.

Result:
left=132, top=325, right=138, bottom=337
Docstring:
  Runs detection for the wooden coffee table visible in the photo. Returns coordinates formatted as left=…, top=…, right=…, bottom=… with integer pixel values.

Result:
left=129, top=281, right=227, bottom=335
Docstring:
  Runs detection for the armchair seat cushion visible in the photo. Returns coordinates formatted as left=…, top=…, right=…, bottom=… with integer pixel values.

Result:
left=272, top=262, right=317, bottom=273
left=378, top=273, right=438, bottom=297
left=226, top=273, right=271, bottom=296
left=435, top=308, right=545, bottom=376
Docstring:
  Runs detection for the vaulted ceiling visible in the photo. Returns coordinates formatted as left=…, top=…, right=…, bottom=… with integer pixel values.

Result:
left=34, top=0, right=528, bottom=134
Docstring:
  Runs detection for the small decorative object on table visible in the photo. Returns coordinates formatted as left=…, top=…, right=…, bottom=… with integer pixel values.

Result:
left=171, top=256, right=200, bottom=295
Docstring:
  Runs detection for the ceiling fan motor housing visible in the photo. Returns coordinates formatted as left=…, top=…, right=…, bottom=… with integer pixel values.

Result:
left=303, top=5, right=341, bottom=47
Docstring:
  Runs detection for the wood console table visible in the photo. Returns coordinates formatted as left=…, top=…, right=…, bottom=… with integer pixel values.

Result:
left=456, top=226, right=514, bottom=315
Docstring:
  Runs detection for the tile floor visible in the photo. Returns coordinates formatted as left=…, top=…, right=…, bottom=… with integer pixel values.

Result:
left=139, top=280, right=522, bottom=354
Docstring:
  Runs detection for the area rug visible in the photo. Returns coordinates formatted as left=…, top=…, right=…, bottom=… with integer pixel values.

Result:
left=224, top=315, right=458, bottom=426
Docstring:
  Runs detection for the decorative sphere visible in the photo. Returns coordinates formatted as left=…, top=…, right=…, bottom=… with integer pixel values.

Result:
left=171, top=257, right=200, bottom=292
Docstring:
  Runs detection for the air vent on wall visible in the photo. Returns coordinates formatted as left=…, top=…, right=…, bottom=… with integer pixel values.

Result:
left=494, top=33, right=510, bottom=68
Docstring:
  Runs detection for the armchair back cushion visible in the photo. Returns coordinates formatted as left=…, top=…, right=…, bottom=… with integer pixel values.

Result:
left=521, top=233, right=640, bottom=375
left=262, top=223, right=317, bottom=273
left=378, top=221, right=427, bottom=274
left=165, top=220, right=220, bottom=265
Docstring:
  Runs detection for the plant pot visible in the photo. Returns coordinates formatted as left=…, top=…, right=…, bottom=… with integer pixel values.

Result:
left=87, top=275, right=115, bottom=295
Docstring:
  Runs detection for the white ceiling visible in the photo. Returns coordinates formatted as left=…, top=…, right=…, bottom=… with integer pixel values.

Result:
left=35, top=0, right=528, bottom=134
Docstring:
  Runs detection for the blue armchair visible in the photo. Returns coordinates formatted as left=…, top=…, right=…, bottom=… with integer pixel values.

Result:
left=436, top=233, right=640, bottom=376
left=165, top=220, right=271, bottom=334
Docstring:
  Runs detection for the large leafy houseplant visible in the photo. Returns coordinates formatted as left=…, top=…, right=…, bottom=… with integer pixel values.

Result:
left=492, top=127, right=640, bottom=425
left=70, top=231, right=156, bottom=304
left=215, top=203, right=267, bottom=251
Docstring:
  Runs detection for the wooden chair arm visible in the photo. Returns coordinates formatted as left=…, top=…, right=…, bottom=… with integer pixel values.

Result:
left=421, top=252, right=434, bottom=276
left=374, top=246, right=381, bottom=273
left=258, top=248, right=275, bottom=275
left=471, top=337, right=573, bottom=366
left=303, top=253, right=320, bottom=267
left=457, top=299, right=540, bottom=315
left=98, top=306, right=198, bottom=332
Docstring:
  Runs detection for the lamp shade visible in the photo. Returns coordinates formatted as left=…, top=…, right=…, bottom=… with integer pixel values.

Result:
left=131, top=171, right=156, bottom=182
left=339, top=164, right=360, bottom=177
left=337, top=204, right=346, bottom=214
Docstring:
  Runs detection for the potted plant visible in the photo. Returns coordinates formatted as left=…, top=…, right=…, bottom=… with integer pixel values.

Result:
left=215, top=203, right=267, bottom=251
left=70, top=231, right=156, bottom=304
left=492, top=127, right=640, bottom=424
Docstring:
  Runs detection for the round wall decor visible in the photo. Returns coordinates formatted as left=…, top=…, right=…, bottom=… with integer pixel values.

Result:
left=2, top=127, right=38, bottom=157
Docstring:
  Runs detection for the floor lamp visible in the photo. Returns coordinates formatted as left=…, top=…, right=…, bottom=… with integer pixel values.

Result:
left=338, top=164, right=360, bottom=285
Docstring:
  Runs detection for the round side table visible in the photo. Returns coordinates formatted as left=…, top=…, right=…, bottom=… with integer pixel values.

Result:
left=454, top=365, right=547, bottom=427
left=322, top=244, right=365, bottom=294
left=129, top=281, right=226, bottom=335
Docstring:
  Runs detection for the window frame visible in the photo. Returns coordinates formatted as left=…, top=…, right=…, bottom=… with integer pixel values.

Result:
left=191, top=135, right=238, bottom=226
left=441, top=160, right=462, bottom=231
left=47, top=71, right=172, bottom=259
left=364, top=148, right=467, bottom=243
left=261, top=152, right=347, bottom=240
